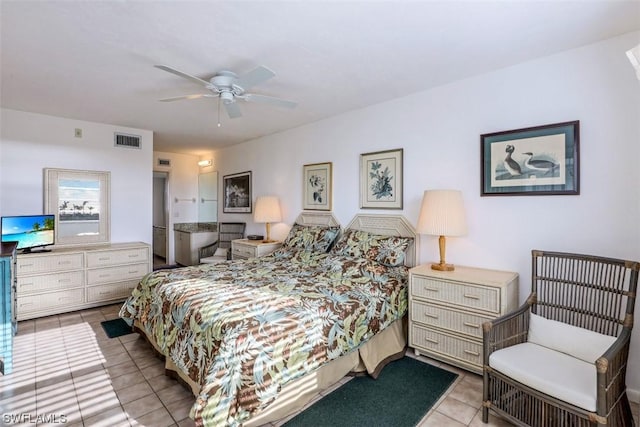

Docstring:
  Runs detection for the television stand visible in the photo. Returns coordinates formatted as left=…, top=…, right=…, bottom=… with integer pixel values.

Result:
left=21, top=248, right=52, bottom=254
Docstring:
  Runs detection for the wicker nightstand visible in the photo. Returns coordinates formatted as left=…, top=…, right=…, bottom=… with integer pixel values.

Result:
left=408, top=263, right=519, bottom=373
left=231, top=239, right=282, bottom=260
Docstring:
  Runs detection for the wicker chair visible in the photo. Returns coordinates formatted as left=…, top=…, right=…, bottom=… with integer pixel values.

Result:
left=483, top=250, right=639, bottom=427
left=199, top=222, right=246, bottom=263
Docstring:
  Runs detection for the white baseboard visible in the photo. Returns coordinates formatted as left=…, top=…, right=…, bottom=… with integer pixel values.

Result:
left=628, top=387, right=640, bottom=404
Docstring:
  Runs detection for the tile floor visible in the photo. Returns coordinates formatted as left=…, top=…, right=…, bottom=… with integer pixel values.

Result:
left=1, top=305, right=638, bottom=427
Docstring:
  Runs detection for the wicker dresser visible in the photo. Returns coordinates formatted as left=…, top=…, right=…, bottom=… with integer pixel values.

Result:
left=15, top=242, right=151, bottom=320
left=409, top=263, right=518, bottom=373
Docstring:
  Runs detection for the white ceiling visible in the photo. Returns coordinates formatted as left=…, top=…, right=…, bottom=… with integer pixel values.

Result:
left=2, top=1, right=639, bottom=155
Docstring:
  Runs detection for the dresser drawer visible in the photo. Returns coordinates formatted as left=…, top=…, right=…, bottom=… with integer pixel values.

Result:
left=86, top=247, right=149, bottom=267
left=86, top=281, right=137, bottom=302
left=87, top=263, right=148, bottom=286
left=411, top=275, right=500, bottom=314
left=17, top=271, right=85, bottom=294
left=411, top=300, right=491, bottom=339
left=411, top=323, right=482, bottom=367
left=17, top=288, right=84, bottom=314
left=17, top=253, right=83, bottom=275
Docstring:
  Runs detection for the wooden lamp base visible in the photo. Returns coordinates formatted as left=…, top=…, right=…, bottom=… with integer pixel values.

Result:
left=431, top=235, right=455, bottom=271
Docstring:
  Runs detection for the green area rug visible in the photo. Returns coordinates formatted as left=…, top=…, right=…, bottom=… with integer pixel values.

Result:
left=283, top=356, right=458, bottom=427
left=101, top=318, right=134, bottom=338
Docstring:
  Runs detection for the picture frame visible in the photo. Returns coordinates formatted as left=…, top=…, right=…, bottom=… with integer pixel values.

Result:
left=303, top=162, right=332, bottom=211
left=223, top=171, right=252, bottom=213
left=481, top=121, right=580, bottom=196
left=360, top=148, right=403, bottom=209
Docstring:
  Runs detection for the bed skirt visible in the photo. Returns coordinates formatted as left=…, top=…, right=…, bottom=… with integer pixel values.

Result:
left=133, top=316, right=407, bottom=426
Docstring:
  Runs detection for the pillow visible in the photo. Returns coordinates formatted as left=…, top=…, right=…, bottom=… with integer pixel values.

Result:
left=527, top=313, right=617, bottom=364
left=283, top=223, right=340, bottom=253
left=330, top=228, right=412, bottom=267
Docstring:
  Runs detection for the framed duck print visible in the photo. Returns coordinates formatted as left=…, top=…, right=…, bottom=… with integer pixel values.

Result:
left=481, top=121, right=579, bottom=196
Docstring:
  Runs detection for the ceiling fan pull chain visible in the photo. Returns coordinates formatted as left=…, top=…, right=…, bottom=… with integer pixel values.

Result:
left=217, top=96, right=222, bottom=128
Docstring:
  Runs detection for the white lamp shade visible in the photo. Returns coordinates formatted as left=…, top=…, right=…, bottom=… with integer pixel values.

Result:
left=416, top=190, right=467, bottom=237
left=254, top=196, right=282, bottom=223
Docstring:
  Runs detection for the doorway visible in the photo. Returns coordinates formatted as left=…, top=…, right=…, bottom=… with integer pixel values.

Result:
left=152, top=171, right=170, bottom=269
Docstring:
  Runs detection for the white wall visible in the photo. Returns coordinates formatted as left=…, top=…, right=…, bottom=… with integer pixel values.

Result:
left=209, top=32, right=640, bottom=396
left=0, top=109, right=153, bottom=246
left=152, top=151, right=200, bottom=264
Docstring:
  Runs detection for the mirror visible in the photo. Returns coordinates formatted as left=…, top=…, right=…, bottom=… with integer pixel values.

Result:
left=198, top=171, right=218, bottom=222
left=44, top=168, right=110, bottom=246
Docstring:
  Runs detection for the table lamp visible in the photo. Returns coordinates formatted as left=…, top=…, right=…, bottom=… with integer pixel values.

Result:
left=416, top=189, right=467, bottom=271
left=253, top=196, right=282, bottom=243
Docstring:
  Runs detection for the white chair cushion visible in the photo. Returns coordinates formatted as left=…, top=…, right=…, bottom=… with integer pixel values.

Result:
left=489, top=342, right=596, bottom=412
left=200, top=248, right=229, bottom=264
left=528, top=313, right=617, bottom=363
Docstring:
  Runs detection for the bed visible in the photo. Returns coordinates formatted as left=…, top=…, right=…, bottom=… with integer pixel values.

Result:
left=119, top=213, right=418, bottom=427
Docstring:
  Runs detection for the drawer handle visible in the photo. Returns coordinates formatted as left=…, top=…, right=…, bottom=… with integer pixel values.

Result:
left=464, top=349, right=480, bottom=357
left=58, top=261, right=72, bottom=265
left=463, top=322, right=480, bottom=329
left=423, top=287, right=439, bottom=293
left=99, top=274, right=111, bottom=278
left=424, top=337, right=439, bottom=345
left=57, top=279, right=71, bottom=284
left=20, top=302, right=34, bottom=307
left=128, top=254, right=139, bottom=258
left=128, top=270, right=139, bottom=274
left=99, top=291, right=114, bottom=296
left=98, top=257, right=111, bottom=261
left=21, top=263, right=34, bottom=267
left=463, top=293, right=480, bottom=300
left=423, top=313, right=439, bottom=319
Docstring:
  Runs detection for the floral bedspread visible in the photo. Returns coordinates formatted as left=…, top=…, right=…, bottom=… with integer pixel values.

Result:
left=119, top=248, right=408, bottom=427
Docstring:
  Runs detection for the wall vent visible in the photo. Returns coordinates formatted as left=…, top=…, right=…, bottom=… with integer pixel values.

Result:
left=114, top=132, right=141, bottom=149
left=157, top=158, right=171, bottom=167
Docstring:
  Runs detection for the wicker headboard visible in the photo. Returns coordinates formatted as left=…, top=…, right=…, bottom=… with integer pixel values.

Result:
left=294, top=211, right=341, bottom=227
left=345, top=214, right=418, bottom=267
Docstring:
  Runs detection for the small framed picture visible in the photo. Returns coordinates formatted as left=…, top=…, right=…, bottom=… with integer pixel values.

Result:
left=303, top=162, right=332, bottom=211
left=360, top=148, right=403, bottom=209
left=223, top=171, right=252, bottom=213
left=481, top=121, right=579, bottom=196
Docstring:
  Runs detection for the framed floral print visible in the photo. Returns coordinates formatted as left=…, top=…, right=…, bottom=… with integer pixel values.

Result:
left=360, top=148, right=403, bottom=209
left=303, top=162, right=332, bottom=211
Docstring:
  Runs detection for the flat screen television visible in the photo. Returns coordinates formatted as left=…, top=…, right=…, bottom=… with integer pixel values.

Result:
left=1, top=214, right=55, bottom=253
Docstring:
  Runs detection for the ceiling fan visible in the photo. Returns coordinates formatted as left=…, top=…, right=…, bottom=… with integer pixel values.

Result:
left=154, top=64, right=297, bottom=124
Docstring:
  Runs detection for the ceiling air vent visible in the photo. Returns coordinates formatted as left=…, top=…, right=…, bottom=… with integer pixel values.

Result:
left=114, top=132, right=141, bottom=149
left=157, top=158, right=171, bottom=167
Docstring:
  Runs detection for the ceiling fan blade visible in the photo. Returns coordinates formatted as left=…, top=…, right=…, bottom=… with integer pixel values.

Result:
left=224, top=101, right=243, bottom=119
left=236, top=66, right=275, bottom=90
left=155, top=65, right=210, bottom=87
left=244, top=93, right=297, bottom=109
left=159, top=94, right=213, bottom=102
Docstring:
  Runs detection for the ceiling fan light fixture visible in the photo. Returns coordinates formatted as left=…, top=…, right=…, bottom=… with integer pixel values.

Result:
left=220, top=91, right=234, bottom=103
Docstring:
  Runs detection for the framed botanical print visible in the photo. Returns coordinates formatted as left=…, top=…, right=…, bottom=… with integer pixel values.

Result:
left=481, top=121, right=579, bottom=196
left=303, top=162, right=332, bottom=211
left=223, top=171, right=252, bottom=213
left=360, top=148, right=403, bottom=209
